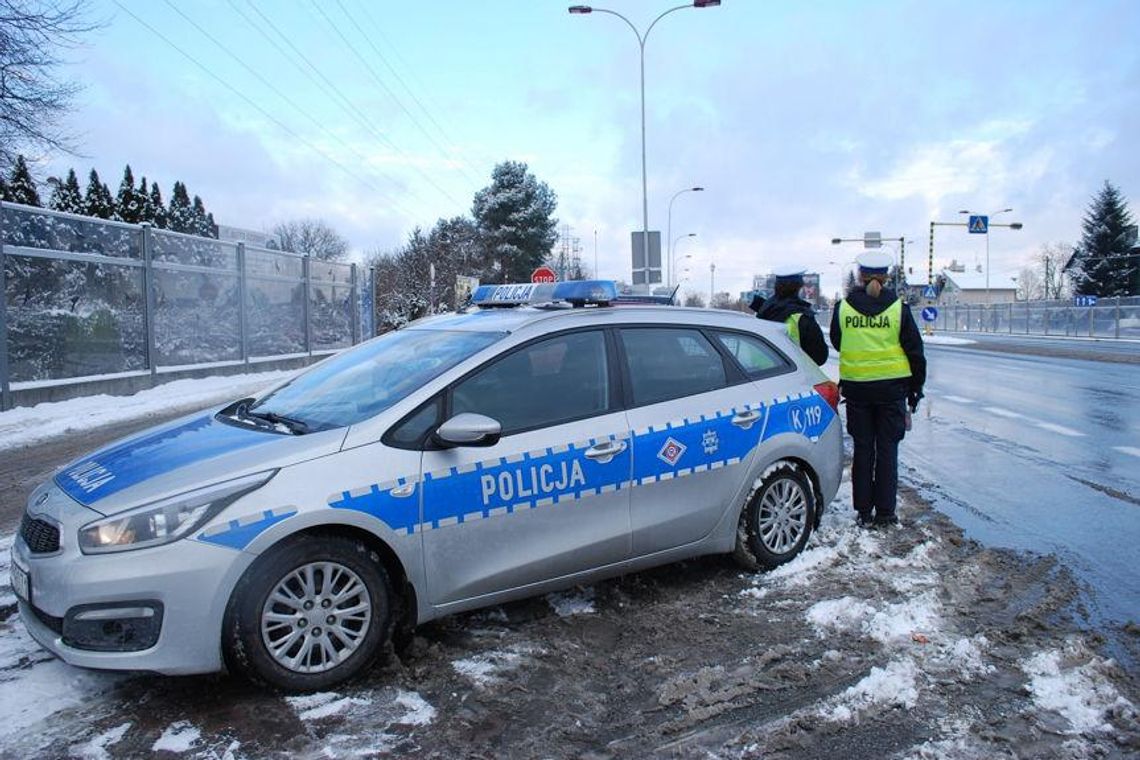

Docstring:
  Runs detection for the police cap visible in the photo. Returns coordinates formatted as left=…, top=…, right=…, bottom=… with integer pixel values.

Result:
left=856, top=251, right=892, bottom=276
left=772, top=265, right=805, bottom=284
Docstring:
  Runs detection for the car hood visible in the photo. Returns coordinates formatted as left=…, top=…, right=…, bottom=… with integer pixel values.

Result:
left=54, top=410, right=346, bottom=516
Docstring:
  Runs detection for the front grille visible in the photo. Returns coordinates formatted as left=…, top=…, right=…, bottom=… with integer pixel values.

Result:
left=20, top=514, right=61, bottom=554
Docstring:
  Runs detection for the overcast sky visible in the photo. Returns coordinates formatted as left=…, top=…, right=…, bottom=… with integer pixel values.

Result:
left=36, top=0, right=1140, bottom=299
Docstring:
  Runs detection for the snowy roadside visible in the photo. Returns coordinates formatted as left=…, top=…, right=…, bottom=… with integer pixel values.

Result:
left=0, top=482, right=1135, bottom=758
left=0, top=369, right=296, bottom=452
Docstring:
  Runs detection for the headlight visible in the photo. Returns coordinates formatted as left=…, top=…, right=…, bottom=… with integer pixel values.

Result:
left=78, top=471, right=276, bottom=554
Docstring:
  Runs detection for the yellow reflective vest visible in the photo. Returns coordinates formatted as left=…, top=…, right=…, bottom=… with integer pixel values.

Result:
left=785, top=314, right=800, bottom=344
left=838, top=299, right=912, bottom=382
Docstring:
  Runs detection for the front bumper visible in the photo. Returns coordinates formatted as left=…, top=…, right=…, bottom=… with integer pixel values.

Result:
left=12, top=487, right=256, bottom=675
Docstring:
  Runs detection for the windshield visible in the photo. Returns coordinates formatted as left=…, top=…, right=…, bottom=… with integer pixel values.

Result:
left=249, top=329, right=503, bottom=431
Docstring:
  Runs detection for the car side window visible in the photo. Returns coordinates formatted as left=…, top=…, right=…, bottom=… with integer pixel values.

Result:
left=384, top=396, right=443, bottom=449
left=713, top=331, right=792, bottom=378
left=450, top=330, right=610, bottom=435
left=620, top=328, right=728, bottom=406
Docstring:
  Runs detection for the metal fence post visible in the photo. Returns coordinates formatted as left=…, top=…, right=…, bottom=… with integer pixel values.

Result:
left=140, top=222, right=158, bottom=383
left=1116, top=296, right=1121, bottom=339
left=237, top=242, right=249, bottom=365
left=349, top=263, right=360, bottom=345
left=1008, top=302, right=1013, bottom=334
left=1089, top=306, right=1094, bottom=338
left=0, top=200, right=11, bottom=411
left=303, top=255, right=312, bottom=355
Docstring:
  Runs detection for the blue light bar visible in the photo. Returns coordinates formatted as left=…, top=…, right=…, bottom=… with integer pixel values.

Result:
left=552, top=280, right=617, bottom=306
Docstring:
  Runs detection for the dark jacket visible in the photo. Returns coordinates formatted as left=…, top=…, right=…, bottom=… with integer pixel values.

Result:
left=755, top=295, right=829, bottom=365
left=829, top=287, right=926, bottom=403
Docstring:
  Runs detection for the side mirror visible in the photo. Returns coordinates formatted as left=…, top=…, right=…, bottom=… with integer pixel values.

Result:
left=434, top=413, right=502, bottom=448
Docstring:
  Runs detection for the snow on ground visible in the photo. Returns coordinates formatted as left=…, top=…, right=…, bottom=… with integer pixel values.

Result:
left=68, top=722, right=130, bottom=760
left=451, top=642, right=544, bottom=688
left=1022, top=641, right=1135, bottom=734
left=545, top=587, right=596, bottom=616
left=923, top=334, right=977, bottom=345
left=151, top=721, right=201, bottom=753
left=0, top=369, right=296, bottom=452
left=285, top=692, right=373, bottom=722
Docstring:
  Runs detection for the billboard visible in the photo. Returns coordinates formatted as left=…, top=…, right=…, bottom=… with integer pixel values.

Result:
left=630, top=231, right=662, bottom=287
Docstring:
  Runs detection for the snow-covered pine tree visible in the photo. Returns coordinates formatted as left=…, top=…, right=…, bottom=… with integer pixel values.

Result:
left=48, top=168, right=84, bottom=213
left=0, top=175, right=8, bottom=201
left=205, top=211, right=218, bottom=239
left=167, top=181, right=192, bottom=233
left=83, top=169, right=115, bottom=219
left=137, top=177, right=154, bottom=223
left=8, top=155, right=42, bottom=206
left=1071, top=181, right=1137, bottom=296
left=149, top=182, right=168, bottom=228
left=471, top=161, right=558, bottom=282
left=115, top=164, right=142, bottom=223
left=190, top=195, right=209, bottom=237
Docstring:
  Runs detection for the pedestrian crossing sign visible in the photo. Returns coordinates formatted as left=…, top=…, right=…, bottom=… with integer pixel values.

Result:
left=968, top=215, right=989, bottom=233
left=923, top=284, right=937, bottom=299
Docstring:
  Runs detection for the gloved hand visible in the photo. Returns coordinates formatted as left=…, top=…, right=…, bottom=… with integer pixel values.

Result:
left=907, top=390, right=922, bottom=412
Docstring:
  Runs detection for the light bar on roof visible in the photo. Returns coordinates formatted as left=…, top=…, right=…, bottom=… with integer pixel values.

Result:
left=552, top=280, right=617, bottom=306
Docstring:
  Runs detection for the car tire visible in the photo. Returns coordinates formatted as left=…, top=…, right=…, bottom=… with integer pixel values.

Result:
left=733, top=464, right=815, bottom=571
left=223, top=533, right=394, bottom=691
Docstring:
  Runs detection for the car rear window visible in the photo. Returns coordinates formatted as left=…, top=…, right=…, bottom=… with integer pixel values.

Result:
left=620, top=327, right=728, bottom=406
left=712, top=330, right=792, bottom=378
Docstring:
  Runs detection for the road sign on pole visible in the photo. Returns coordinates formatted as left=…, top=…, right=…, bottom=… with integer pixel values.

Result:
left=1074, top=295, right=1098, bottom=307
left=921, top=306, right=938, bottom=323
left=968, top=215, right=989, bottom=233
left=863, top=231, right=882, bottom=248
left=531, top=266, right=557, bottom=284
left=922, top=284, right=938, bottom=299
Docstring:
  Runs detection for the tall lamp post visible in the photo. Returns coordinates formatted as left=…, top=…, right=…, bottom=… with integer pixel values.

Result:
left=671, top=232, right=696, bottom=287
left=667, top=186, right=703, bottom=285
left=958, top=208, right=1019, bottom=304
left=570, top=3, right=720, bottom=288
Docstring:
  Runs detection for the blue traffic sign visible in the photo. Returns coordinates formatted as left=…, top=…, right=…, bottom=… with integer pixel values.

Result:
left=921, top=307, right=938, bottom=323
left=1074, top=295, right=1098, bottom=307
left=922, top=284, right=938, bottom=299
left=968, top=215, right=989, bottom=234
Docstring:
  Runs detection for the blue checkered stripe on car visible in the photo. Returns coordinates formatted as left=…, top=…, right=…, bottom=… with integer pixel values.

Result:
left=327, top=391, right=834, bottom=537
left=197, top=507, right=298, bottom=549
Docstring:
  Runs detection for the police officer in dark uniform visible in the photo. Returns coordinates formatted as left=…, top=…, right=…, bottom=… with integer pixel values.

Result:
left=829, top=252, right=925, bottom=528
left=750, top=266, right=829, bottom=365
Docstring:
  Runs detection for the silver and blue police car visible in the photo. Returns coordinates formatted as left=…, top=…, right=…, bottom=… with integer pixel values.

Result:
left=11, top=280, right=842, bottom=691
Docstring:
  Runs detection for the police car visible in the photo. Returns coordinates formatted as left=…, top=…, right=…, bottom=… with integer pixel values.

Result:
left=11, top=280, right=841, bottom=691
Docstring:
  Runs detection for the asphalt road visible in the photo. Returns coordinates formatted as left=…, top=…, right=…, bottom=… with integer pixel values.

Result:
left=901, top=337, right=1140, bottom=632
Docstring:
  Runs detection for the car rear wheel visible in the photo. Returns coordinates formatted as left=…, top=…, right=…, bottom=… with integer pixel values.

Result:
left=223, top=534, right=393, bottom=691
left=733, top=465, right=815, bottom=571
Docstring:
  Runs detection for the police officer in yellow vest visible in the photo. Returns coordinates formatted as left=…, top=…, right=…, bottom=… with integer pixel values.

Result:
left=829, top=251, right=926, bottom=528
left=751, top=266, right=829, bottom=365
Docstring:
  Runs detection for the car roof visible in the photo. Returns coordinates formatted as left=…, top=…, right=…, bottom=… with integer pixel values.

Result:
left=408, top=305, right=762, bottom=333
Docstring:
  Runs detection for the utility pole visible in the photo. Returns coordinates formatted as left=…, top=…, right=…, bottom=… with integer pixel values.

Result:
left=709, top=262, right=716, bottom=306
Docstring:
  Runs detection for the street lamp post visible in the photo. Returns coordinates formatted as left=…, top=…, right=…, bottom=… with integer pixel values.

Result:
left=667, top=186, right=703, bottom=285
left=958, top=208, right=1018, bottom=304
left=570, top=3, right=720, bottom=289
left=671, top=232, right=696, bottom=285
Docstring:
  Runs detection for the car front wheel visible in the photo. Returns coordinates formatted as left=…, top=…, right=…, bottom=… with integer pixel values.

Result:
left=223, top=534, right=394, bottom=691
left=733, top=464, right=815, bottom=571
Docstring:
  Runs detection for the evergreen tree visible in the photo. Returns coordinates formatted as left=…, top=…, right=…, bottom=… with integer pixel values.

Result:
left=137, top=177, right=154, bottom=223
left=205, top=211, right=218, bottom=239
left=0, top=174, right=8, bottom=202
left=115, top=164, right=143, bottom=223
left=8, top=155, right=42, bottom=206
left=190, top=195, right=210, bottom=237
left=83, top=168, right=115, bottom=218
left=471, top=161, right=558, bottom=282
left=48, top=168, right=84, bottom=213
left=149, top=182, right=168, bottom=228
left=1070, top=181, right=1137, bottom=296
left=167, top=181, right=192, bottom=233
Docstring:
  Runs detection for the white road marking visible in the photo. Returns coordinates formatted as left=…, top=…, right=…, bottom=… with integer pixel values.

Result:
left=942, top=395, right=975, bottom=404
left=984, top=406, right=1024, bottom=419
left=1113, top=446, right=1140, bottom=458
left=1034, top=422, right=1085, bottom=438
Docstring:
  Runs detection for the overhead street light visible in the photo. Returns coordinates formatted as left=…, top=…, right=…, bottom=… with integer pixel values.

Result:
left=672, top=232, right=696, bottom=284
left=569, top=2, right=720, bottom=289
left=667, top=186, right=704, bottom=285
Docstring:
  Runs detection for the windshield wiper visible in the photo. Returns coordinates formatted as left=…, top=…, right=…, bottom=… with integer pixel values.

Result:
left=245, top=410, right=310, bottom=435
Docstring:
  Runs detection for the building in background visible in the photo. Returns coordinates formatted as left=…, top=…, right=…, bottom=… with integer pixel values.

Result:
left=750, top=271, right=822, bottom=306
left=216, top=223, right=277, bottom=249
left=938, top=259, right=1018, bottom=304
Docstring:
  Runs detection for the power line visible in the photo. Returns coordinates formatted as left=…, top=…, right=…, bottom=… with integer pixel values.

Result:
left=332, top=0, right=482, bottom=189
left=242, top=0, right=463, bottom=208
left=159, top=0, right=422, bottom=215
left=110, top=0, right=415, bottom=216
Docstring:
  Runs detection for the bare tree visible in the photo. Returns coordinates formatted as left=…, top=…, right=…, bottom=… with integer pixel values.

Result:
left=682, top=291, right=706, bottom=308
left=0, top=1, right=97, bottom=168
left=1015, top=266, right=1044, bottom=301
left=272, top=218, right=350, bottom=260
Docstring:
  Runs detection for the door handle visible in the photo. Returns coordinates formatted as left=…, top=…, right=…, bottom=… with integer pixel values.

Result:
left=389, top=482, right=416, bottom=498
left=731, top=409, right=762, bottom=429
left=584, top=439, right=628, bottom=464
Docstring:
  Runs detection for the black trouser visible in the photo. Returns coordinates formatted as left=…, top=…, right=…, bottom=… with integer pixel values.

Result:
left=845, top=398, right=907, bottom=518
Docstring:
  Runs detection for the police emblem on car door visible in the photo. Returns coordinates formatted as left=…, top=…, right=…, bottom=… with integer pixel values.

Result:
left=419, top=329, right=632, bottom=606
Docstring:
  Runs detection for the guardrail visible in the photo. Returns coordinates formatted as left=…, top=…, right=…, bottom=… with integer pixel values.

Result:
left=1, top=200, right=362, bottom=410
left=816, top=296, right=1140, bottom=340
